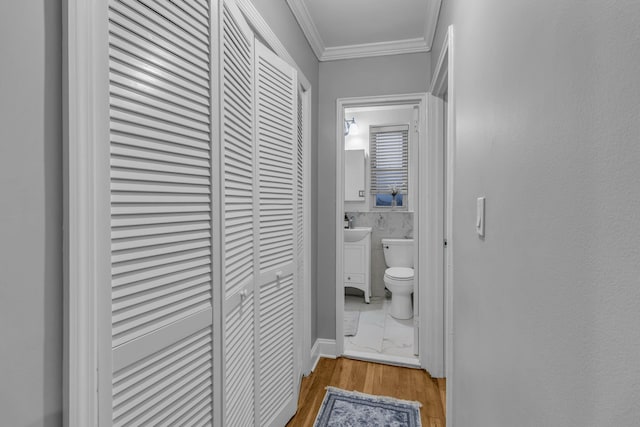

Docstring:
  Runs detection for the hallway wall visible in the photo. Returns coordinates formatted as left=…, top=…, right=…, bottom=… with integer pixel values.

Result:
left=0, top=1, right=63, bottom=426
left=317, top=53, right=431, bottom=339
left=433, top=1, right=640, bottom=425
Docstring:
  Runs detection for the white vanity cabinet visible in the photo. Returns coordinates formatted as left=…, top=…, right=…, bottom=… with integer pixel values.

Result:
left=343, top=231, right=371, bottom=303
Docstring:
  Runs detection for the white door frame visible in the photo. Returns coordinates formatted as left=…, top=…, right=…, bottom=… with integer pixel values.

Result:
left=64, top=0, right=314, bottom=424
left=299, top=86, right=313, bottom=376
left=429, top=25, right=455, bottom=425
left=424, top=89, right=445, bottom=378
left=335, top=93, right=432, bottom=369
left=63, top=0, right=110, bottom=425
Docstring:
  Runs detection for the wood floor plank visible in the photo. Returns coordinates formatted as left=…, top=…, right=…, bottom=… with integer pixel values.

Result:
left=437, top=377, right=447, bottom=414
left=286, top=357, right=446, bottom=426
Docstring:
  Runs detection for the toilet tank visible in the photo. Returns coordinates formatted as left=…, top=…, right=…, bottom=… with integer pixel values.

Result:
left=381, top=239, right=414, bottom=268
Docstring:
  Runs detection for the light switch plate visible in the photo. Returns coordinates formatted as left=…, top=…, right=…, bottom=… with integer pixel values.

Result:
left=476, top=197, right=485, bottom=237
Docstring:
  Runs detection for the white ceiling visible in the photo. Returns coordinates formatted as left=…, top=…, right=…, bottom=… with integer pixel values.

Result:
left=286, top=0, right=442, bottom=61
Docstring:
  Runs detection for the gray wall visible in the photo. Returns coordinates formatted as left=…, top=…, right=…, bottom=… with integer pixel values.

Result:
left=317, top=53, right=431, bottom=339
left=249, top=0, right=320, bottom=343
left=433, top=1, right=640, bottom=425
left=0, top=1, right=63, bottom=426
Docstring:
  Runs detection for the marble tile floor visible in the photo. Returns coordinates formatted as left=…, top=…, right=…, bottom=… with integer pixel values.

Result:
left=344, top=294, right=416, bottom=361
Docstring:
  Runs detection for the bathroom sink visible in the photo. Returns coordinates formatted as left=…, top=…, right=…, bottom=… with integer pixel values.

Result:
left=344, top=227, right=372, bottom=242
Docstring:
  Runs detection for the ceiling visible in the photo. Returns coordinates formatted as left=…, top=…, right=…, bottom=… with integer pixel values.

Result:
left=286, top=0, right=442, bottom=61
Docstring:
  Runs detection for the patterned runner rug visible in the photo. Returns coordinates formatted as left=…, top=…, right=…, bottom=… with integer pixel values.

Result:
left=313, top=387, right=422, bottom=427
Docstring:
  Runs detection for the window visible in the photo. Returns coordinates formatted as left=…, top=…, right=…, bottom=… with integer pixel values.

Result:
left=370, top=124, right=409, bottom=208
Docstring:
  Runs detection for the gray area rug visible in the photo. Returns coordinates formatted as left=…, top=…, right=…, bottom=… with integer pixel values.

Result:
left=343, top=311, right=360, bottom=336
left=314, top=387, right=422, bottom=427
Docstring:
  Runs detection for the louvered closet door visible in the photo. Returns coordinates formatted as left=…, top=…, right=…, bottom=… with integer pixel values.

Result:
left=254, top=40, right=299, bottom=427
left=108, top=0, right=214, bottom=425
left=220, top=0, right=256, bottom=426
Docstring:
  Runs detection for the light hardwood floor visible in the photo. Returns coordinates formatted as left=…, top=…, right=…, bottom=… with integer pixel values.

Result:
left=286, top=357, right=446, bottom=426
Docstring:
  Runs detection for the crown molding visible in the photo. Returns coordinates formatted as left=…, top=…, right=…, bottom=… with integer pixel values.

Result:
left=321, top=38, right=429, bottom=61
left=285, top=0, right=325, bottom=60
left=286, top=0, right=441, bottom=61
left=236, top=0, right=311, bottom=89
left=424, top=0, right=443, bottom=50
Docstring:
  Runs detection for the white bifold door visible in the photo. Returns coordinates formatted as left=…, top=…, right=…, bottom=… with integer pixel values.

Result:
left=100, top=0, right=301, bottom=425
left=220, top=1, right=300, bottom=426
left=220, top=0, right=255, bottom=425
left=108, top=0, right=215, bottom=425
left=254, top=36, right=299, bottom=427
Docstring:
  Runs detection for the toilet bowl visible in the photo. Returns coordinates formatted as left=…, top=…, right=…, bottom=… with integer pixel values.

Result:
left=381, top=239, right=414, bottom=320
left=384, top=267, right=414, bottom=320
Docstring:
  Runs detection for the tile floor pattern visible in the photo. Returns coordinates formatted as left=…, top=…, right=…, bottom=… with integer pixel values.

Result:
left=344, top=295, right=415, bottom=358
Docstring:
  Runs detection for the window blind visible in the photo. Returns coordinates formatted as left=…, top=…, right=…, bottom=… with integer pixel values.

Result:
left=369, top=124, right=409, bottom=195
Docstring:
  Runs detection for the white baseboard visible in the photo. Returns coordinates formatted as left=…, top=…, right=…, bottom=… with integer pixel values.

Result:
left=309, top=338, right=337, bottom=372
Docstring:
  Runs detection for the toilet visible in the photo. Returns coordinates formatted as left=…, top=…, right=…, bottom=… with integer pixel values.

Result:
left=382, top=239, right=414, bottom=320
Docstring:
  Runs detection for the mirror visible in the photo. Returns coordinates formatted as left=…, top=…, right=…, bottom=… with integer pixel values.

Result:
left=344, top=149, right=365, bottom=201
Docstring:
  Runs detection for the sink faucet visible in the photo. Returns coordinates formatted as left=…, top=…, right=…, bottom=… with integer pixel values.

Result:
left=348, top=215, right=354, bottom=229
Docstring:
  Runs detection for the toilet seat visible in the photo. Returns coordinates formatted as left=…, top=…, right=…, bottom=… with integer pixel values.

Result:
left=384, top=267, right=414, bottom=281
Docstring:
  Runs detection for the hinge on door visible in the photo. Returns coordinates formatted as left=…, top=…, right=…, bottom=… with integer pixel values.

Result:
left=444, top=239, right=448, bottom=248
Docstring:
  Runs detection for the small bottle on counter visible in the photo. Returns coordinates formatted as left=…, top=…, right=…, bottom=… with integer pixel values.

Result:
left=344, top=214, right=349, bottom=229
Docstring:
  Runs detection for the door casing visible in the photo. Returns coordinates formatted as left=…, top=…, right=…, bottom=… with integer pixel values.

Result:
left=429, top=24, right=456, bottom=426
left=335, top=93, right=433, bottom=370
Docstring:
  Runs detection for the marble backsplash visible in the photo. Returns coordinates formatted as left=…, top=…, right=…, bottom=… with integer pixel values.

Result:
left=345, top=211, right=414, bottom=298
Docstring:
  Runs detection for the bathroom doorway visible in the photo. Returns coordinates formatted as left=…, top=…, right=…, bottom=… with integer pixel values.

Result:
left=335, top=93, right=429, bottom=368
